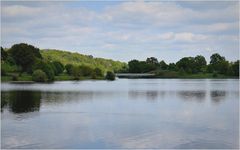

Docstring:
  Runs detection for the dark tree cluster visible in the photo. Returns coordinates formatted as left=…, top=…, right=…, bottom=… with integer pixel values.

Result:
left=64, top=64, right=104, bottom=80
left=127, top=54, right=239, bottom=77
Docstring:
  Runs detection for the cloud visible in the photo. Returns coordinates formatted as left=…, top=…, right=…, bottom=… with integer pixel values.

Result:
left=1, top=1, right=239, bottom=63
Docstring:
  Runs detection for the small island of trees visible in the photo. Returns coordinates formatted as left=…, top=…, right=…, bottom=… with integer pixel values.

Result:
left=1, top=43, right=239, bottom=82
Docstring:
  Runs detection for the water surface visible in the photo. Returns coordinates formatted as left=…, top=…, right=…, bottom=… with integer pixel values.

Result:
left=1, top=79, right=239, bottom=149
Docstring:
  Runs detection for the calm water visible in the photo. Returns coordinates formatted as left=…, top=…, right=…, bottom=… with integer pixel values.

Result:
left=1, top=79, right=239, bottom=149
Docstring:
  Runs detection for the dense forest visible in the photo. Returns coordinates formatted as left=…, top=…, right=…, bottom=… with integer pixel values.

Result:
left=1, top=43, right=239, bottom=82
left=124, top=55, right=239, bottom=78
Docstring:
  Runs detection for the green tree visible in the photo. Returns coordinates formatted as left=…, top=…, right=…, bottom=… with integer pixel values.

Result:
left=146, top=57, right=158, bottom=70
left=209, top=53, right=229, bottom=74
left=32, top=69, right=47, bottom=82
left=72, top=66, right=81, bottom=80
left=52, top=61, right=64, bottom=75
left=9, top=43, right=42, bottom=72
left=94, top=67, right=103, bottom=77
left=1, top=47, right=8, bottom=61
left=65, top=64, right=74, bottom=75
left=176, top=57, right=195, bottom=73
left=231, top=60, right=239, bottom=76
left=105, top=71, right=115, bottom=80
left=194, top=55, right=207, bottom=73
left=128, top=60, right=141, bottom=73
left=32, top=60, right=54, bottom=81
left=168, top=63, right=176, bottom=71
left=79, top=65, right=93, bottom=76
left=159, top=60, right=168, bottom=70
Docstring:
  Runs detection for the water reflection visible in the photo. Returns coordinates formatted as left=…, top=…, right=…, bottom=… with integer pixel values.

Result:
left=1, top=79, right=239, bottom=149
left=178, top=91, right=206, bottom=102
left=211, top=90, right=226, bottom=104
left=128, top=91, right=166, bottom=101
left=1, top=91, right=41, bottom=113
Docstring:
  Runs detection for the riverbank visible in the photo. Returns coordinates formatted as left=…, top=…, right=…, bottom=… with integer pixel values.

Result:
left=1, top=73, right=238, bottom=82
left=1, top=74, right=105, bottom=82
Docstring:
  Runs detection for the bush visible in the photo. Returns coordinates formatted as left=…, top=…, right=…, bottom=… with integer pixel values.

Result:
left=32, top=69, right=48, bottom=82
left=79, top=65, right=93, bottom=76
left=72, top=66, right=81, bottom=80
left=51, top=61, right=64, bottom=75
left=105, top=71, right=115, bottom=80
left=12, top=74, right=18, bottom=81
left=65, top=64, right=74, bottom=75
left=32, top=60, right=55, bottom=81
left=94, top=68, right=103, bottom=77
left=212, top=72, right=218, bottom=77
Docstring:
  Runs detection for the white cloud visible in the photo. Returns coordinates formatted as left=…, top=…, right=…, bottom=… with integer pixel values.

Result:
left=1, top=1, right=239, bottom=62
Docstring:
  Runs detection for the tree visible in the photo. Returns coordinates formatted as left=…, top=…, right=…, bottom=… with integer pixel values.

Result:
left=65, top=64, right=74, bottom=75
left=168, top=63, right=176, bottom=71
left=72, top=66, right=81, bottom=80
left=231, top=60, right=239, bottom=76
left=51, top=61, right=64, bottom=75
left=176, top=57, right=195, bottom=73
left=105, top=71, right=115, bottom=80
left=32, top=60, right=54, bottom=81
left=159, top=60, right=168, bottom=70
left=209, top=53, right=228, bottom=74
left=146, top=57, right=158, bottom=70
left=32, top=69, right=47, bottom=82
left=79, top=65, right=93, bottom=76
left=9, top=43, right=42, bottom=72
left=210, top=53, right=225, bottom=65
left=194, top=55, right=207, bottom=73
left=94, top=67, right=103, bottom=77
left=1, top=47, right=8, bottom=61
left=128, top=60, right=141, bottom=73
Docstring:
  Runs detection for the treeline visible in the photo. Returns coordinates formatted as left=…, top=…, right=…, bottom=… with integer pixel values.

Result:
left=123, top=54, right=239, bottom=77
left=1, top=43, right=116, bottom=82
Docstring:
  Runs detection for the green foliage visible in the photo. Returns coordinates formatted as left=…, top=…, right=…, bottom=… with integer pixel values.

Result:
left=32, top=69, right=47, bottom=82
left=94, top=67, right=103, bottom=77
left=51, top=61, right=64, bottom=75
left=159, top=60, right=168, bottom=70
left=168, top=63, right=176, bottom=71
left=1, top=62, right=20, bottom=73
left=79, top=65, right=93, bottom=76
left=105, top=71, right=115, bottom=80
left=72, top=66, right=81, bottom=80
left=32, top=60, right=55, bottom=81
left=231, top=60, right=239, bottom=76
left=1, top=47, right=8, bottom=61
left=176, top=57, right=195, bottom=73
left=11, top=74, right=18, bottom=81
left=65, top=64, right=74, bottom=75
left=194, top=55, right=207, bottom=73
left=41, top=49, right=126, bottom=73
left=9, top=43, right=42, bottom=72
left=209, top=53, right=228, bottom=74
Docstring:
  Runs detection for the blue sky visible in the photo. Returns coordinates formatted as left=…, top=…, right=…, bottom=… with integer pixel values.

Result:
left=1, top=1, right=239, bottom=63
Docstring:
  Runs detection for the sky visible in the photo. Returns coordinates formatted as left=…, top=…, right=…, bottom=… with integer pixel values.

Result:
left=1, top=1, right=239, bottom=63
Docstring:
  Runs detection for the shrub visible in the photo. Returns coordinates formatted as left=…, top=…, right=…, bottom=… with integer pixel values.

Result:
left=94, top=67, right=103, bottom=77
left=65, top=64, right=74, bottom=75
left=32, top=60, right=55, bottom=81
left=212, top=72, right=218, bottom=77
left=12, top=74, right=18, bottom=81
left=105, top=71, right=115, bottom=80
left=52, top=61, right=64, bottom=75
left=79, top=65, right=93, bottom=76
left=32, top=69, right=47, bottom=82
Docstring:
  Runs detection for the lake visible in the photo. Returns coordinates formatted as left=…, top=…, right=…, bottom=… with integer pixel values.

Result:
left=1, top=79, right=239, bottom=149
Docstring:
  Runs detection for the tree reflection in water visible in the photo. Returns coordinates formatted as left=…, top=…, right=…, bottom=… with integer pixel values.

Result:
left=1, top=91, right=41, bottom=113
left=210, top=90, right=226, bottom=104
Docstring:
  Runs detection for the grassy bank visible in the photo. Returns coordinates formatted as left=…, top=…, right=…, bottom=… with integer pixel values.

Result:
left=1, top=73, right=106, bottom=82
